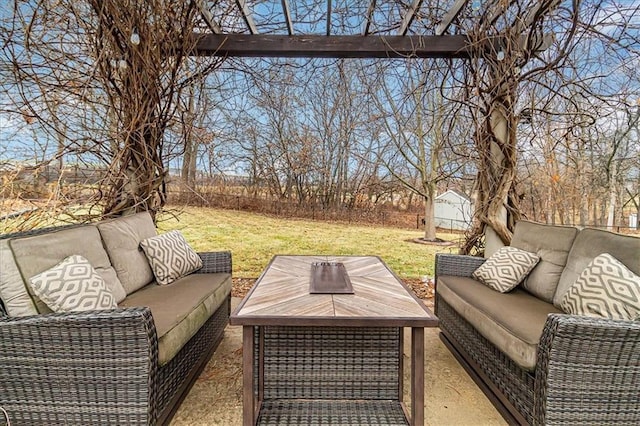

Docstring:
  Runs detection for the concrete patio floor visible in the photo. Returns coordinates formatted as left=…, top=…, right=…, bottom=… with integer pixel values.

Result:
left=171, top=297, right=506, bottom=425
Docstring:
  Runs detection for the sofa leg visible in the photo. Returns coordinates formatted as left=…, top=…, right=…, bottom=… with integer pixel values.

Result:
left=439, top=331, right=526, bottom=426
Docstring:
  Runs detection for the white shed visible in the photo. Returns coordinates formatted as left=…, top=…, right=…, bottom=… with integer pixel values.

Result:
left=434, top=189, right=472, bottom=231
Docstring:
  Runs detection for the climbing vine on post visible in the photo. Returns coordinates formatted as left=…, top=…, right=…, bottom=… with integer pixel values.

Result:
left=85, top=0, right=223, bottom=219
left=461, top=28, right=523, bottom=255
left=460, top=0, right=579, bottom=255
left=2, top=0, right=223, bottom=227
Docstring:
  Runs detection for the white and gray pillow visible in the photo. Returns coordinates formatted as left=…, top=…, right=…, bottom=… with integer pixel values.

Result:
left=139, top=230, right=203, bottom=285
left=10, top=225, right=127, bottom=313
left=560, top=253, right=640, bottom=320
left=29, top=255, right=117, bottom=313
left=472, top=246, right=540, bottom=293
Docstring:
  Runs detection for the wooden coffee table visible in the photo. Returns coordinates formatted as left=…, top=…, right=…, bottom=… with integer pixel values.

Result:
left=230, top=255, right=438, bottom=426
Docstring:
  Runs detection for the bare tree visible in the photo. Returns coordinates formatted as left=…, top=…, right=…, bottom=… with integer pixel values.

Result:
left=455, top=0, right=640, bottom=253
left=362, top=59, right=469, bottom=240
left=508, top=0, right=640, bottom=234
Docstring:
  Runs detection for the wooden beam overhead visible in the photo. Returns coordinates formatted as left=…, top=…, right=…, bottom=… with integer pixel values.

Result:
left=435, top=0, right=470, bottom=36
left=484, top=0, right=517, bottom=27
left=281, top=0, right=294, bottom=35
left=235, top=0, right=258, bottom=34
left=517, top=0, right=560, bottom=33
left=398, top=0, right=424, bottom=36
left=194, top=0, right=221, bottom=34
left=193, top=34, right=473, bottom=58
left=476, top=0, right=558, bottom=33
left=363, top=0, right=377, bottom=35
left=326, top=0, right=332, bottom=36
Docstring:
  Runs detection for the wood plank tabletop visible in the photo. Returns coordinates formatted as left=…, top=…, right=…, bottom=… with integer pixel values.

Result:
left=230, top=255, right=438, bottom=327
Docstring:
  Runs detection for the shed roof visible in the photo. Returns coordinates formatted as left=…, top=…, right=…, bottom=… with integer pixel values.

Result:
left=436, top=189, right=471, bottom=202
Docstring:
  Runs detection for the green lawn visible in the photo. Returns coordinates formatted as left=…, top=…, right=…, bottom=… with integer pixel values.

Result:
left=158, top=206, right=462, bottom=280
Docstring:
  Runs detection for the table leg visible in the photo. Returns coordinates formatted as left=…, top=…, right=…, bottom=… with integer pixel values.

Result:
left=399, top=327, right=404, bottom=403
left=411, top=327, right=425, bottom=426
left=243, top=326, right=255, bottom=426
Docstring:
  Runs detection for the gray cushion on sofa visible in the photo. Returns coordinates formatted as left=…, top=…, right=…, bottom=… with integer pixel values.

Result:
left=119, top=272, right=231, bottom=366
left=511, top=220, right=578, bottom=303
left=0, top=239, right=38, bottom=316
left=97, top=212, right=157, bottom=295
left=438, top=275, right=562, bottom=371
left=10, top=226, right=127, bottom=313
left=554, top=228, right=640, bottom=308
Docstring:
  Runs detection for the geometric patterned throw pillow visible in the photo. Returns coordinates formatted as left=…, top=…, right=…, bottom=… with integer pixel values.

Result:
left=29, top=255, right=117, bottom=312
left=560, top=253, right=640, bottom=320
left=139, top=230, right=203, bottom=285
left=472, top=246, right=541, bottom=293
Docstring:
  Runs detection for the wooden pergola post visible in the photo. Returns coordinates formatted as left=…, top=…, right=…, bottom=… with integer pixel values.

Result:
left=485, top=58, right=521, bottom=255
left=485, top=87, right=512, bottom=256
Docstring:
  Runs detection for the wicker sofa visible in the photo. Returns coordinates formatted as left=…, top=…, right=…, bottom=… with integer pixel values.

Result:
left=0, top=212, right=232, bottom=425
left=435, top=221, right=640, bottom=425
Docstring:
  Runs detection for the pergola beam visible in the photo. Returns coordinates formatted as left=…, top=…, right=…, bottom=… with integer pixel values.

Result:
left=484, top=0, right=517, bottom=27
left=517, top=0, right=560, bottom=32
left=194, top=0, right=221, bottom=34
left=398, top=0, right=424, bottom=36
left=435, top=0, right=470, bottom=36
left=235, top=0, right=258, bottom=34
left=363, top=0, right=377, bottom=35
left=194, top=34, right=474, bottom=58
left=326, top=0, right=332, bottom=36
left=481, top=0, right=559, bottom=32
left=281, top=0, right=294, bottom=35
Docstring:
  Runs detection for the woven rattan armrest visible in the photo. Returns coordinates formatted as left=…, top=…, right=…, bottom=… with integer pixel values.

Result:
left=197, top=251, right=232, bottom=274
left=535, top=313, right=640, bottom=424
left=0, top=307, right=159, bottom=424
left=435, top=253, right=485, bottom=279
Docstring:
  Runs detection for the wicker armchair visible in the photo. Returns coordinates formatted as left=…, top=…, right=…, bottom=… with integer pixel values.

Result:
left=435, top=253, right=640, bottom=425
left=0, top=222, right=232, bottom=426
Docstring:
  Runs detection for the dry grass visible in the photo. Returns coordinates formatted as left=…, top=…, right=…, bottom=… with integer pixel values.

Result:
left=158, top=205, right=462, bottom=281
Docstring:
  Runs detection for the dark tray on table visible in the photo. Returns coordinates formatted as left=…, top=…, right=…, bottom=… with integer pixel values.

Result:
left=309, top=262, right=354, bottom=294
